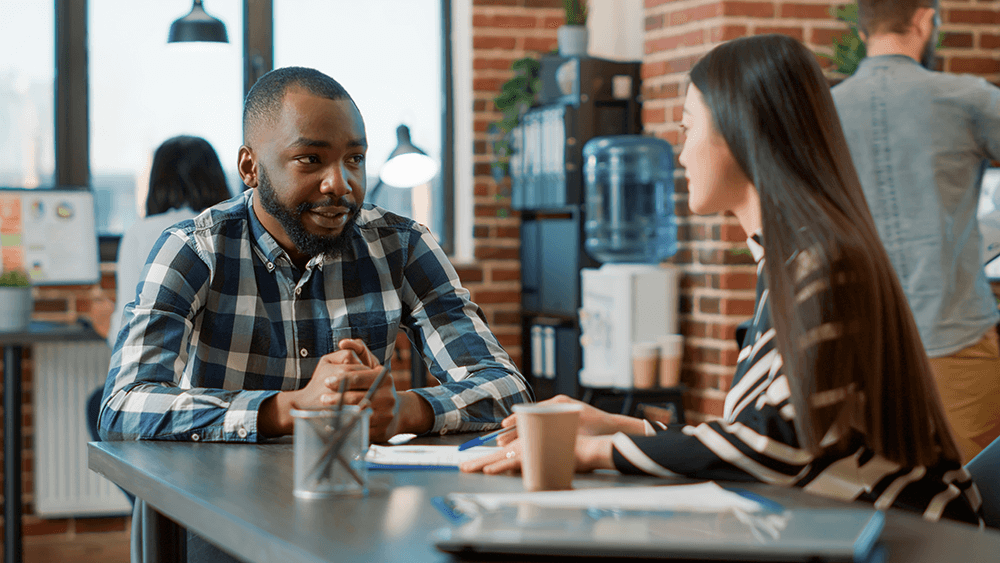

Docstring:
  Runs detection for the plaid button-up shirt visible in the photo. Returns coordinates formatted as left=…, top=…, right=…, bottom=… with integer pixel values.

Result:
left=100, top=191, right=532, bottom=442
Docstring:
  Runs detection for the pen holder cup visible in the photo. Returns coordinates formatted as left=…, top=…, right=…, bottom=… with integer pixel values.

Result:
left=292, top=405, right=370, bottom=499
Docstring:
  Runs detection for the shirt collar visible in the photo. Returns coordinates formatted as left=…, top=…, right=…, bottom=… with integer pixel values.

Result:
left=746, top=232, right=765, bottom=263
left=245, top=190, right=296, bottom=267
left=857, top=54, right=921, bottom=72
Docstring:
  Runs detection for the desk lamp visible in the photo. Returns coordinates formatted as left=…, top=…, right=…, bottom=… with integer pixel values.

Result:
left=168, top=0, right=229, bottom=44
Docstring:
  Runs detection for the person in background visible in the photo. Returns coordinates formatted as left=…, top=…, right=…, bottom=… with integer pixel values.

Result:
left=99, top=66, right=531, bottom=445
left=88, top=135, right=233, bottom=441
left=831, top=0, right=1000, bottom=463
left=463, top=34, right=984, bottom=525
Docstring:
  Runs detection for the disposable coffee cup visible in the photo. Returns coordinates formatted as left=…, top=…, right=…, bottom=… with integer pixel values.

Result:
left=631, top=342, right=660, bottom=389
left=657, top=335, right=684, bottom=388
left=513, top=403, right=582, bottom=491
left=292, top=405, right=370, bottom=499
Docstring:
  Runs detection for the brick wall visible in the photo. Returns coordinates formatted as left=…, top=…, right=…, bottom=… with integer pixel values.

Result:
left=643, top=0, right=1000, bottom=423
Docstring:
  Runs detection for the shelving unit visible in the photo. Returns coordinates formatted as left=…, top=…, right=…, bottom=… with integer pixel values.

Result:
left=513, top=55, right=641, bottom=402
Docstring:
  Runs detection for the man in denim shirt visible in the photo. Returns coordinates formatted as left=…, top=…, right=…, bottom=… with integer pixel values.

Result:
left=833, top=0, right=1000, bottom=462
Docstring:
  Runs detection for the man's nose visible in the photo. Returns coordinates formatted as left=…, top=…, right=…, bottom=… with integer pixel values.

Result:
left=320, top=164, right=352, bottom=197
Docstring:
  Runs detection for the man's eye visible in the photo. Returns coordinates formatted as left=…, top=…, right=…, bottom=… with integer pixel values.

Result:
left=296, top=155, right=319, bottom=164
left=349, top=155, right=365, bottom=164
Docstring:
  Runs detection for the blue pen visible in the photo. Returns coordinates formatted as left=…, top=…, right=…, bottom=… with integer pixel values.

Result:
left=457, top=426, right=517, bottom=451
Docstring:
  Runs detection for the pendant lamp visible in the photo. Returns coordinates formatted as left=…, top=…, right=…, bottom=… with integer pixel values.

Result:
left=378, top=125, right=439, bottom=188
left=168, top=0, right=229, bottom=44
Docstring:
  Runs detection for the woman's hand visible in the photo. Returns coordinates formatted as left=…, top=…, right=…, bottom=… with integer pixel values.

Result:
left=459, top=438, right=524, bottom=475
left=494, top=395, right=647, bottom=447
left=458, top=434, right=617, bottom=474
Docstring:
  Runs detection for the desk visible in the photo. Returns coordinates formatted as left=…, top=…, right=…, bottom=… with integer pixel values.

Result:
left=88, top=438, right=1000, bottom=563
left=1, top=321, right=99, bottom=563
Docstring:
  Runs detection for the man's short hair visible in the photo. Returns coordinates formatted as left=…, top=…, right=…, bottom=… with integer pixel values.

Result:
left=857, top=0, right=938, bottom=36
left=243, top=66, right=353, bottom=145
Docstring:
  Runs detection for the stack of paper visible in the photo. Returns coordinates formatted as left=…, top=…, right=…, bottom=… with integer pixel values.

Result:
left=365, top=445, right=502, bottom=469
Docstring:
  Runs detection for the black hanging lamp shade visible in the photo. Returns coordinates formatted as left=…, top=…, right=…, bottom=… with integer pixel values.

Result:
left=379, top=125, right=439, bottom=188
left=168, top=0, right=229, bottom=44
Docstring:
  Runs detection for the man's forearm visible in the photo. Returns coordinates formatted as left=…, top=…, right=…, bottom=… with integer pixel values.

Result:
left=395, top=391, right=435, bottom=435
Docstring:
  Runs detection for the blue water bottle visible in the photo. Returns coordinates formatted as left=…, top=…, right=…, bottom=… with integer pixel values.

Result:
left=582, top=135, right=677, bottom=264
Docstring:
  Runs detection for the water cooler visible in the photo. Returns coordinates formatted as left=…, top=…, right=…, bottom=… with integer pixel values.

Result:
left=577, top=136, right=680, bottom=390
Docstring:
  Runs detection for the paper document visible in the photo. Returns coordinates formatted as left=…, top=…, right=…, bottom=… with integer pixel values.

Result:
left=365, top=444, right=502, bottom=467
left=448, top=482, right=764, bottom=513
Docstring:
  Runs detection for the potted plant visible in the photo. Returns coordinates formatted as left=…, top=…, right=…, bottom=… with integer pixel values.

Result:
left=558, top=0, right=589, bottom=58
left=0, top=269, right=33, bottom=332
left=490, top=56, right=542, bottom=180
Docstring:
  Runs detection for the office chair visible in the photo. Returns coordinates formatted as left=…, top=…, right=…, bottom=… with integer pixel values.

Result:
left=966, top=435, right=1000, bottom=529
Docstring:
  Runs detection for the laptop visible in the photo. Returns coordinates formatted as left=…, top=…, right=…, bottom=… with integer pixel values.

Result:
left=432, top=492, right=886, bottom=563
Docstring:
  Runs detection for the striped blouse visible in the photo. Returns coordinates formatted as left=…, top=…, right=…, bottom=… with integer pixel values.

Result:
left=611, top=237, right=984, bottom=525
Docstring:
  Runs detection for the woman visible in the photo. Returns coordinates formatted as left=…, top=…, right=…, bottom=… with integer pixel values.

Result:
left=462, top=35, right=984, bottom=525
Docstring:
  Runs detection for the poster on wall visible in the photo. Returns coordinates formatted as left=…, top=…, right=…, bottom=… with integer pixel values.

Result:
left=0, top=188, right=100, bottom=286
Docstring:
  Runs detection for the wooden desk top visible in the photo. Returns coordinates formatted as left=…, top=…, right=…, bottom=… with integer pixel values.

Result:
left=88, top=439, right=1000, bottom=563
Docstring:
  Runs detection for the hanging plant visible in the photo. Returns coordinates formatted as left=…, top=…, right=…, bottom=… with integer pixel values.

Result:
left=490, top=56, right=541, bottom=180
left=563, top=0, right=588, bottom=26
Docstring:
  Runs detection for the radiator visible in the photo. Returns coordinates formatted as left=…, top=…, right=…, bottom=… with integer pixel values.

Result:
left=33, top=341, right=131, bottom=517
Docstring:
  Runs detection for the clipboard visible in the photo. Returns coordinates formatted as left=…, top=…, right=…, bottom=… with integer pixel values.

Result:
left=432, top=485, right=886, bottom=563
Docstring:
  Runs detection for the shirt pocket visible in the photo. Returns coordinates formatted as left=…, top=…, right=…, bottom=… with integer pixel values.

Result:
left=330, top=322, right=398, bottom=365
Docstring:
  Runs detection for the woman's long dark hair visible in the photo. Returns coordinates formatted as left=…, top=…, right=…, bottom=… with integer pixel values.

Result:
left=689, top=34, right=959, bottom=467
left=146, top=135, right=231, bottom=216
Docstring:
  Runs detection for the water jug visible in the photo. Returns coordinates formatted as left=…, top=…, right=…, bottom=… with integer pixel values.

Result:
left=583, top=135, right=677, bottom=264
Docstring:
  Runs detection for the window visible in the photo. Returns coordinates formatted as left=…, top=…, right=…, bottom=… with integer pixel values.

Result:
left=275, top=0, right=445, bottom=241
left=36, top=0, right=462, bottom=253
left=0, top=3, right=55, bottom=188
left=88, top=0, right=242, bottom=235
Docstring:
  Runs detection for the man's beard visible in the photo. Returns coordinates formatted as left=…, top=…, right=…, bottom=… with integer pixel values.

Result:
left=256, top=165, right=360, bottom=260
left=920, top=32, right=937, bottom=70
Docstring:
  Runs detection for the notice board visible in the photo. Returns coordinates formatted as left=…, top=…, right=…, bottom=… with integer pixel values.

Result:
left=0, top=188, right=100, bottom=285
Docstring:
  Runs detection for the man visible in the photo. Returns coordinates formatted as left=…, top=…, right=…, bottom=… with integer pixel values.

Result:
left=99, top=66, right=532, bottom=444
left=833, top=0, right=1000, bottom=462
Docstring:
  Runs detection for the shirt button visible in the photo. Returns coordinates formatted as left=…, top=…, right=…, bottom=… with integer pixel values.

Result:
left=439, top=428, right=448, bottom=436
left=191, top=433, right=200, bottom=442
left=300, top=348, right=308, bottom=357
left=237, top=428, right=248, bottom=439
left=295, top=287, right=302, bottom=296
left=266, top=262, right=275, bottom=271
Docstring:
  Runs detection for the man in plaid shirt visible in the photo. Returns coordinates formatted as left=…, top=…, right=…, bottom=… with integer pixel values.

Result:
left=99, top=66, right=532, bottom=443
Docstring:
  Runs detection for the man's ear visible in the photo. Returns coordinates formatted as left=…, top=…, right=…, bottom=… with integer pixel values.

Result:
left=912, top=7, right=937, bottom=41
left=238, top=146, right=258, bottom=188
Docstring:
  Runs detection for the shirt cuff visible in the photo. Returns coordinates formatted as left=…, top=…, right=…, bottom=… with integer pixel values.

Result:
left=224, top=390, right=277, bottom=442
